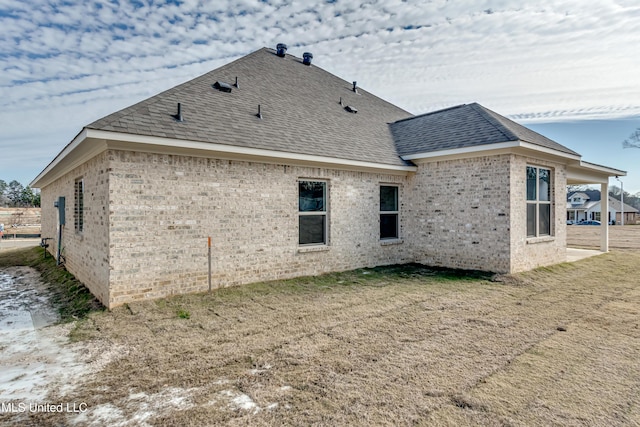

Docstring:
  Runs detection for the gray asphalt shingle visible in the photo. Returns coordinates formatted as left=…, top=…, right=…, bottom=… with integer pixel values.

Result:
left=88, top=47, right=413, bottom=167
left=87, top=48, right=580, bottom=165
left=390, top=103, right=580, bottom=157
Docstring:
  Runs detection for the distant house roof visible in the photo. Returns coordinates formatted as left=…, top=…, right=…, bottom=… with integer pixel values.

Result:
left=567, top=190, right=602, bottom=202
left=390, top=103, right=580, bottom=157
left=567, top=191, right=638, bottom=213
left=608, top=196, right=639, bottom=213
left=569, top=192, right=590, bottom=201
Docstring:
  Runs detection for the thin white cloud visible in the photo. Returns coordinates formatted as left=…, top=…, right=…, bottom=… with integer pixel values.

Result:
left=1, top=0, right=639, bottom=186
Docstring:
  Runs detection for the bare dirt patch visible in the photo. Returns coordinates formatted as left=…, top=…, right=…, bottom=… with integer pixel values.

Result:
left=10, top=253, right=640, bottom=426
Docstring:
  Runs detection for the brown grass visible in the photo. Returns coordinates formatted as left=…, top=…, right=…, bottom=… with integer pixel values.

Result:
left=568, top=224, right=640, bottom=250
left=17, top=250, right=640, bottom=426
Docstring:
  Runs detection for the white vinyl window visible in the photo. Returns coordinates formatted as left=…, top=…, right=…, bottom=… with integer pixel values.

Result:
left=526, top=166, right=552, bottom=237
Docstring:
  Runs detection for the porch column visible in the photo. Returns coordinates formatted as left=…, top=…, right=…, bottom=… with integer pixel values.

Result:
left=600, top=182, right=609, bottom=252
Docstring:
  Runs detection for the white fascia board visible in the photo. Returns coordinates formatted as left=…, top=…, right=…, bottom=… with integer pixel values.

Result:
left=30, top=129, right=89, bottom=187
left=88, top=129, right=418, bottom=173
left=401, top=140, right=582, bottom=162
left=400, top=141, right=520, bottom=161
left=567, top=161, right=626, bottom=184
left=519, top=141, right=581, bottom=161
left=577, top=161, right=626, bottom=177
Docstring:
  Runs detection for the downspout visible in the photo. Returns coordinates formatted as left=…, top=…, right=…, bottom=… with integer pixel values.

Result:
left=54, top=196, right=66, bottom=265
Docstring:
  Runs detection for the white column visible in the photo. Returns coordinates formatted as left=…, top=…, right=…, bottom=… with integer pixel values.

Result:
left=600, top=182, right=609, bottom=252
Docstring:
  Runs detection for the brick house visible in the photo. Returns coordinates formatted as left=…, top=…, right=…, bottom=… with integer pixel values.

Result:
left=31, top=46, right=625, bottom=308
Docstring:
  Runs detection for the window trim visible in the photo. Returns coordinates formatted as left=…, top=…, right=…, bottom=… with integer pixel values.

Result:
left=74, top=178, right=84, bottom=233
left=526, top=166, right=553, bottom=238
left=379, top=184, right=400, bottom=240
left=298, top=179, right=329, bottom=246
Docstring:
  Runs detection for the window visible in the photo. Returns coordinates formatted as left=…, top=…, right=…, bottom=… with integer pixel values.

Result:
left=380, top=185, right=399, bottom=239
left=299, top=181, right=327, bottom=245
left=526, top=166, right=551, bottom=237
left=74, top=178, right=84, bottom=233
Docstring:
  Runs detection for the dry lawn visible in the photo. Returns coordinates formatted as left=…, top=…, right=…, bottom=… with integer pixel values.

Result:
left=568, top=224, right=640, bottom=250
left=18, top=250, right=640, bottom=426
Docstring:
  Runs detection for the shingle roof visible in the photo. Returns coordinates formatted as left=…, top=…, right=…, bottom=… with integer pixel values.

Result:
left=87, top=48, right=580, bottom=166
left=567, top=191, right=638, bottom=213
left=87, top=47, right=414, bottom=167
left=390, top=103, right=580, bottom=157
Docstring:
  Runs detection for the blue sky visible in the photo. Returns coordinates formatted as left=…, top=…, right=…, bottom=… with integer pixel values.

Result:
left=1, top=0, right=639, bottom=192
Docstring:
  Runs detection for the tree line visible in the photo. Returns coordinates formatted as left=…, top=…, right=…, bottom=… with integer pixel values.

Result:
left=0, top=180, right=41, bottom=207
left=609, top=185, right=640, bottom=211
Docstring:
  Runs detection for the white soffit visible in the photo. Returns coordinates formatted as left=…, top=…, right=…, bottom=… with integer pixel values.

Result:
left=32, top=129, right=417, bottom=187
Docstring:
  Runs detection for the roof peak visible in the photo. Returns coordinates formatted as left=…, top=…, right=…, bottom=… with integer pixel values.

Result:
left=392, top=103, right=469, bottom=124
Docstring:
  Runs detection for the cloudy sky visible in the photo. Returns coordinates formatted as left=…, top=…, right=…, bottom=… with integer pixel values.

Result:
left=1, top=0, right=640, bottom=192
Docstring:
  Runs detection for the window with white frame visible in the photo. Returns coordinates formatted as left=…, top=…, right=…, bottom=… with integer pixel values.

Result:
left=380, top=185, right=399, bottom=239
left=526, top=166, right=552, bottom=237
left=298, top=181, right=327, bottom=245
left=74, top=178, right=84, bottom=233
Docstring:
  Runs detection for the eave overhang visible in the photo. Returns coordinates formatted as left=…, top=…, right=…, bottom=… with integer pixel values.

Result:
left=30, top=129, right=418, bottom=188
left=400, top=140, right=582, bottom=163
left=400, top=139, right=626, bottom=185
left=567, top=161, right=626, bottom=185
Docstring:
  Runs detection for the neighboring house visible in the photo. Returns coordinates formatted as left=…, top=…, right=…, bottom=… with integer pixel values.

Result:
left=567, top=190, right=638, bottom=224
left=31, top=46, right=625, bottom=308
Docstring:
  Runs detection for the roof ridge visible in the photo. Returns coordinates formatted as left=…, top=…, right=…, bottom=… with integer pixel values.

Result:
left=468, top=103, right=519, bottom=142
left=392, top=104, right=467, bottom=124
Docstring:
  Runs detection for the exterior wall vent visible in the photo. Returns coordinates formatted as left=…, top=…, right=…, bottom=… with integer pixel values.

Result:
left=276, top=43, right=287, bottom=57
left=213, top=81, right=233, bottom=92
left=303, top=52, right=313, bottom=66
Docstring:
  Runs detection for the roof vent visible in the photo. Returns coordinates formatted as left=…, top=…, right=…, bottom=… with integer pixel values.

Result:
left=352, top=81, right=357, bottom=93
left=276, top=43, right=287, bottom=57
left=173, top=103, right=184, bottom=122
left=234, top=76, right=239, bottom=88
left=303, top=52, right=313, bottom=66
left=344, top=105, right=358, bottom=114
left=213, top=81, right=232, bottom=93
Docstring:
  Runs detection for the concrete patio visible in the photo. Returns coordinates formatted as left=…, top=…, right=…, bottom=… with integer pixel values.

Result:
left=566, top=247, right=603, bottom=263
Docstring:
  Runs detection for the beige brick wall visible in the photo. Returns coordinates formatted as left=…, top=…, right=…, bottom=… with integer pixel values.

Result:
left=509, top=155, right=567, bottom=272
left=408, top=155, right=512, bottom=272
left=40, top=152, right=111, bottom=304
left=107, top=150, right=412, bottom=307
left=39, top=148, right=570, bottom=308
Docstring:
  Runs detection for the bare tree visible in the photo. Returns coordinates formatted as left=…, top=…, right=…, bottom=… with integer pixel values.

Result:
left=567, top=184, right=591, bottom=193
left=622, top=128, right=640, bottom=149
